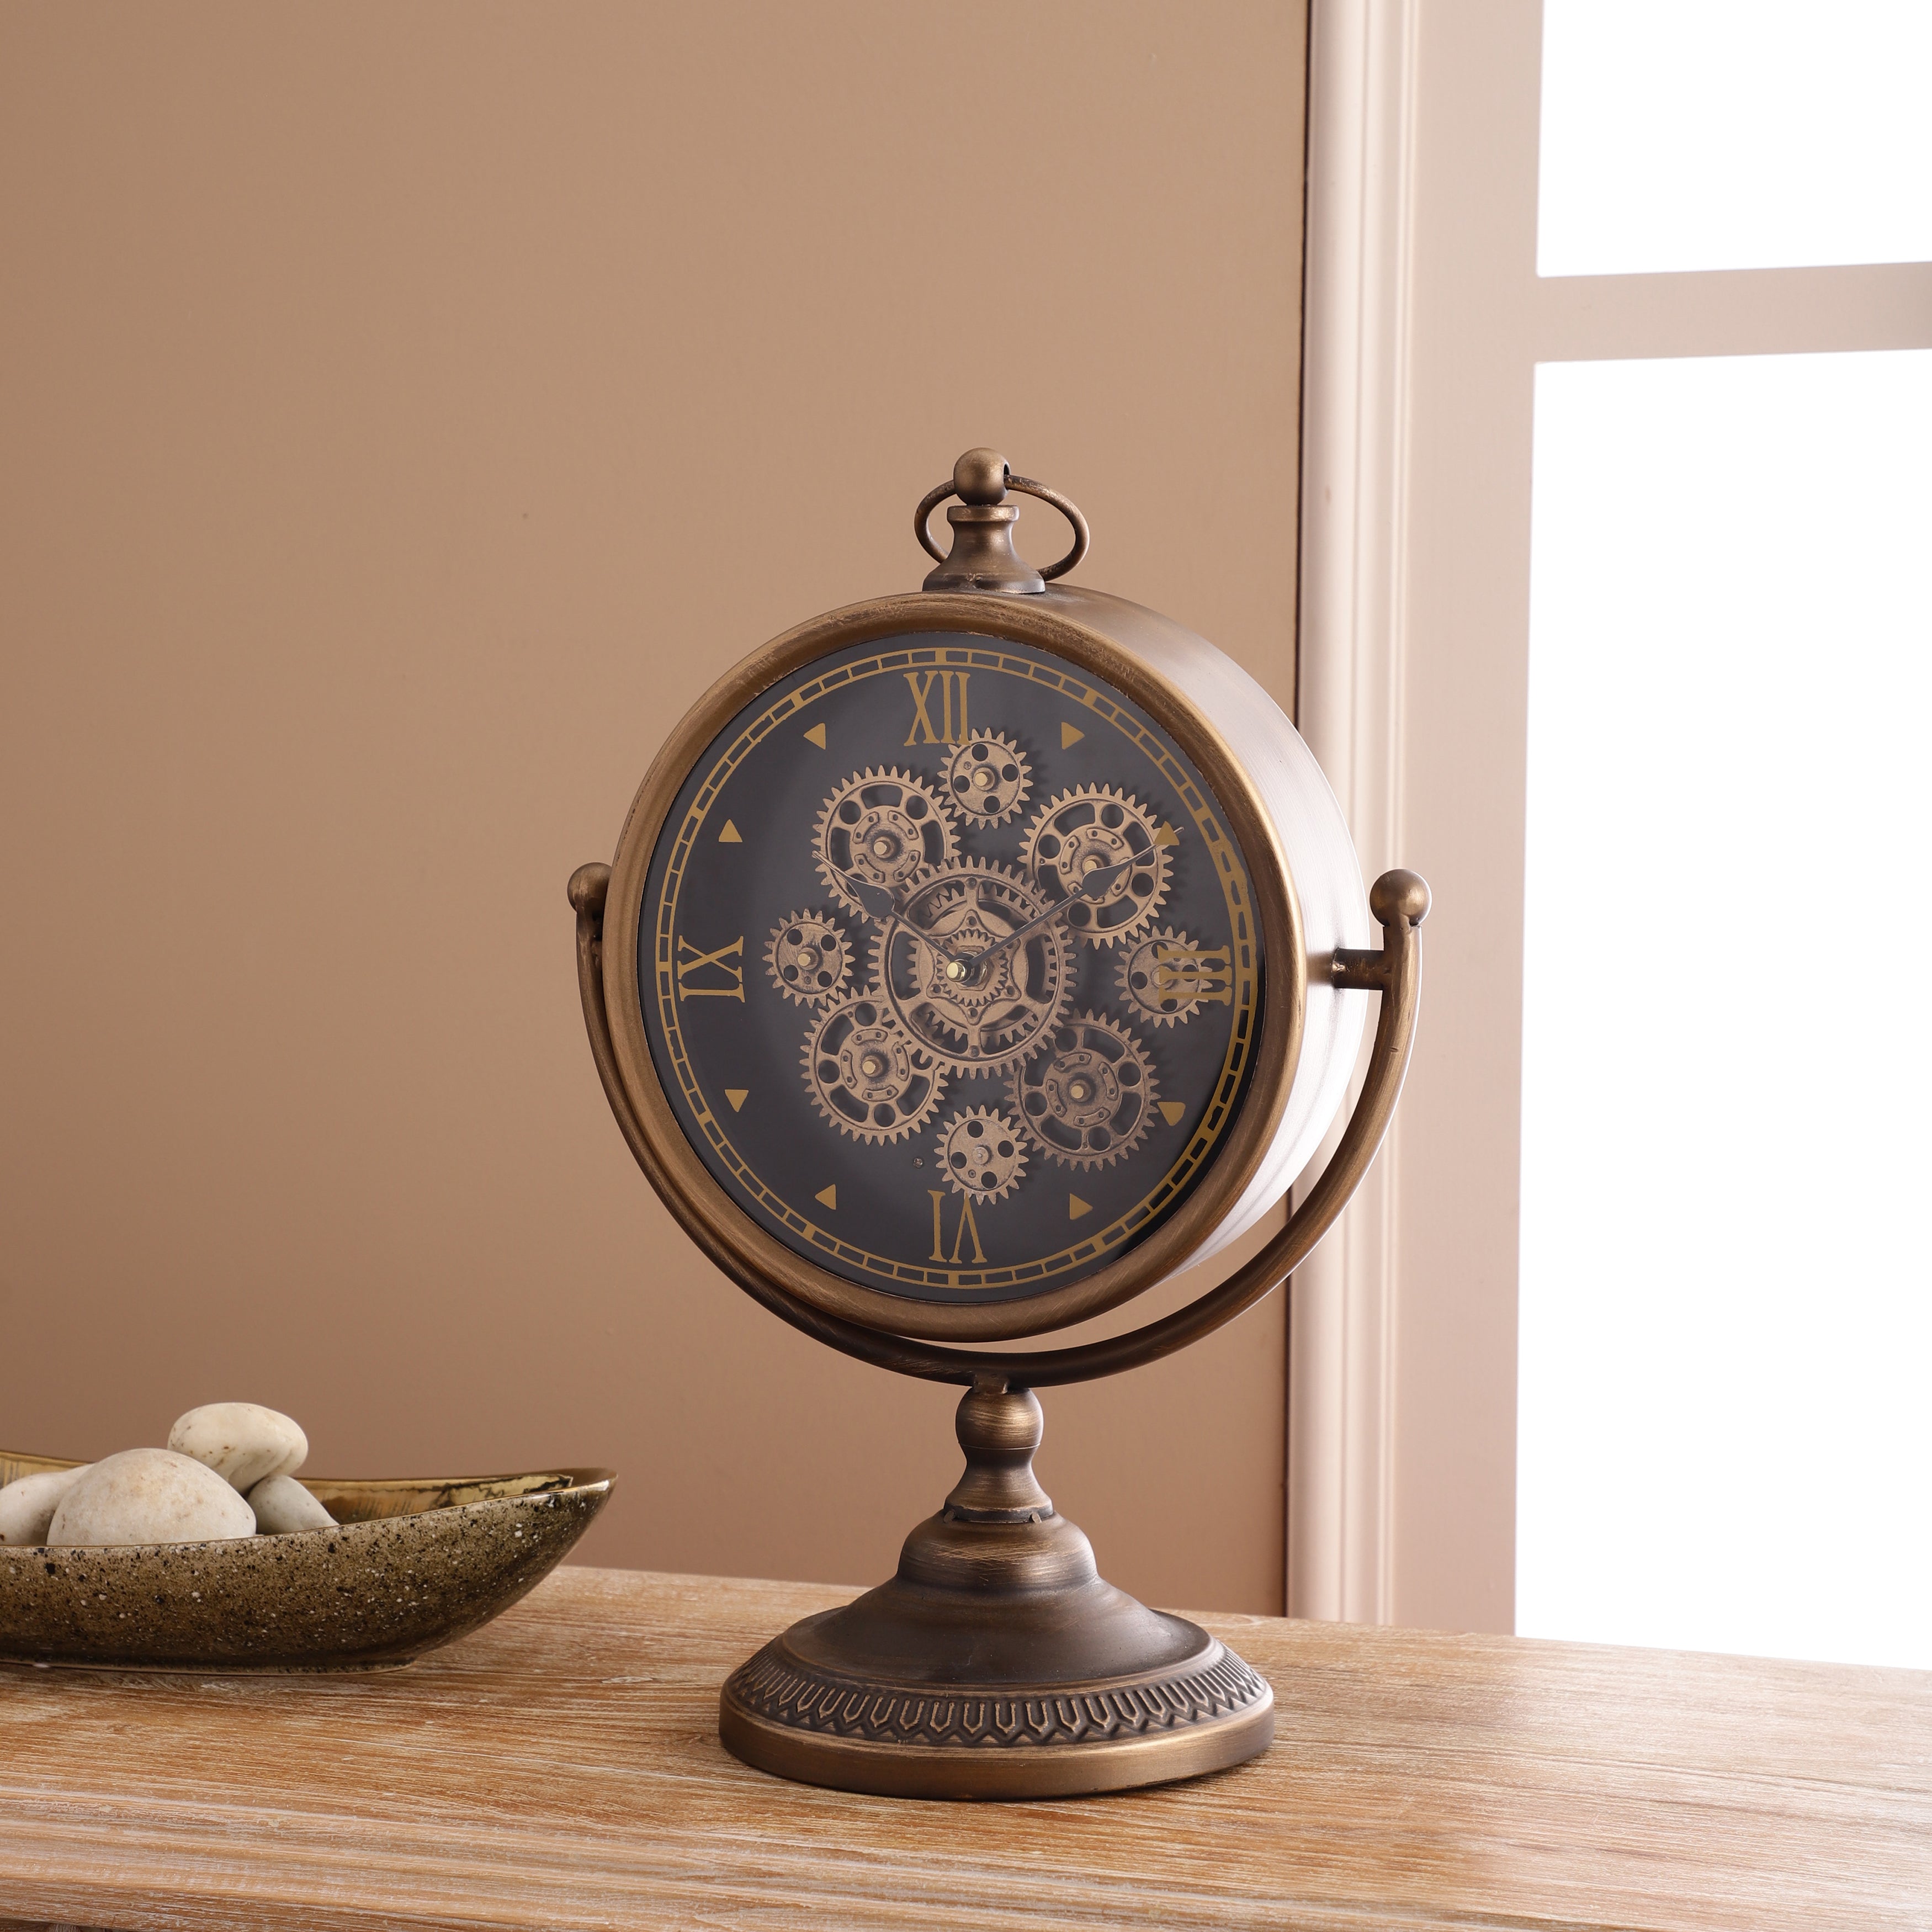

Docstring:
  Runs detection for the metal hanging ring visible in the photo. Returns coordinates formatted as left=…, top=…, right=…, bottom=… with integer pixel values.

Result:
left=914, top=472, right=1090, bottom=581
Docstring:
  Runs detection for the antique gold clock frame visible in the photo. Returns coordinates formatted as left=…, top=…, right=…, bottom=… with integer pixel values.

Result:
left=570, top=453, right=1427, bottom=1800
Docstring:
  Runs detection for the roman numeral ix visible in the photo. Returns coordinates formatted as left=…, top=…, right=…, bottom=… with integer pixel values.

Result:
left=675, top=933, right=745, bottom=1002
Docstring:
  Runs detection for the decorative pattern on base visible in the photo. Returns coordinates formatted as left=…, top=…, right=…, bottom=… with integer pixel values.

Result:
left=724, top=1639, right=1270, bottom=1751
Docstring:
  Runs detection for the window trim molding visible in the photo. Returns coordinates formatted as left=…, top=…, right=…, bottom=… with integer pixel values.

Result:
left=1288, top=0, right=1421, bottom=1624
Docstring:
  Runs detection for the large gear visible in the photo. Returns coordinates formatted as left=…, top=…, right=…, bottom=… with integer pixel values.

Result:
left=1020, top=785, right=1170, bottom=947
left=933, top=1105, right=1029, bottom=1204
left=1115, top=926, right=1230, bottom=1027
left=1009, top=1011, right=1159, bottom=1169
left=802, top=996, right=947, bottom=1144
left=869, top=857, right=1075, bottom=1076
left=764, top=910, right=854, bottom=1007
left=940, top=729, right=1032, bottom=828
left=815, top=768, right=958, bottom=916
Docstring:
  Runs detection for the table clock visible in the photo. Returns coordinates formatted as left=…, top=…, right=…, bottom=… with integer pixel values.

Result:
left=569, top=450, right=1426, bottom=1798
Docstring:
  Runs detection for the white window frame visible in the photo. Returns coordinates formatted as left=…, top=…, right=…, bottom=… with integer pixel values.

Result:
left=1289, top=0, right=1932, bottom=1628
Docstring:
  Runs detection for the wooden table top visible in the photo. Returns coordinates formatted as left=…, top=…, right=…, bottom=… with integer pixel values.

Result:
left=1, top=1565, right=1927, bottom=1931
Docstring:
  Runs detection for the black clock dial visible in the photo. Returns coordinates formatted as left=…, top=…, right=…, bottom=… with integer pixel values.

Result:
left=639, top=633, right=1264, bottom=1307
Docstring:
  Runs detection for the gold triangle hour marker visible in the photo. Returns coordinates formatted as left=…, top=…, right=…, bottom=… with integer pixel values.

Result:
left=1068, top=1193, right=1092, bottom=1220
left=717, top=819, right=742, bottom=843
left=725, top=1088, right=749, bottom=1112
left=1060, top=721, right=1085, bottom=749
left=1158, top=1101, right=1186, bottom=1127
left=815, top=1184, right=837, bottom=1209
left=803, top=721, right=827, bottom=749
left=1153, top=823, right=1179, bottom=847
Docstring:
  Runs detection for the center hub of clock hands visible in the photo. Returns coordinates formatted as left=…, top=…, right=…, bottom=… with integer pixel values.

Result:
left=943, top=858, right=1130, bottom=978
left=872, top=866, right=1065, bottom=1064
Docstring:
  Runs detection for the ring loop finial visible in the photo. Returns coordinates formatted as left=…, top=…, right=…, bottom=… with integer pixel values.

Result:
left=915, top=450, right=1090, bottom=588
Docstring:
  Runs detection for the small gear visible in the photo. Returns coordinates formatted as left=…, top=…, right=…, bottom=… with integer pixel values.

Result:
left=764, top=910, right=854, bottom=1007
left=940, top=729, right=1032, bottom=827
left=868, top=856, right=1076, bottom=1076
left=1116, top=926, right=1230, bottom=1026
left=815, top=767, right=958, bottom=916
left=802, top=995, right=947, bottom=1144
left=1020, top=785, right=1170, bottom=947
left=1009, top=1011, right=1159, bottom=1168
left=933, top=1105, right=1029, bottom=1204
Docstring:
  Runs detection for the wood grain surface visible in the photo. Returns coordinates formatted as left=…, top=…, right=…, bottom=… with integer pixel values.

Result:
left=1, top=1566, right=1927, bottom=1930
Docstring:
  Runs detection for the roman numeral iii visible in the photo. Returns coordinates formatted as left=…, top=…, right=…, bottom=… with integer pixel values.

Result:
left=1155, top=942, right=1234, bottom=1004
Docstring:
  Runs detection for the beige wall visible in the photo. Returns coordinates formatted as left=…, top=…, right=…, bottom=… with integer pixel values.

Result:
left=0, top=4, right=1307, bottom=1614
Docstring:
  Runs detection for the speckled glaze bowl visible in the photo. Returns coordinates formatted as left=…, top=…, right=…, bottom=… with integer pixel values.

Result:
left=0, top=1452, right=613, bottom=1671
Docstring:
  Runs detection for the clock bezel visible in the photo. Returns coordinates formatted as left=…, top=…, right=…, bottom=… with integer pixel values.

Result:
left=600, top=590, right=1307, bottom=1344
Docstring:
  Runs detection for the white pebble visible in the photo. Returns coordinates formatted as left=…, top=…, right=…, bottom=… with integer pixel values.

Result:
left=0, top=1465, right=92, bottom=1546
left=168, top=1402, right=308, bottom=1492
left=49, top=1448, right=256, bottom=1546
left=247, top=1472, right=337, bottom=1533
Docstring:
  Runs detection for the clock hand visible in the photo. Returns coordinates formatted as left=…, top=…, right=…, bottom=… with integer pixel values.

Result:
left=835, top=868, right=963, bottom=963
left=947, top=859, right=1132, bottom=977
left=835, top=869, right=901, bottom=923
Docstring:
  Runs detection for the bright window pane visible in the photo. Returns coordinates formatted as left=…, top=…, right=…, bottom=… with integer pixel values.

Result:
left=1518, top=350, right=1932, bottom=1668
left=1538, top=1, right=1932, bottom=276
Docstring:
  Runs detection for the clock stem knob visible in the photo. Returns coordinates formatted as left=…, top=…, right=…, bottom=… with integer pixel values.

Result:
left=952, top=447, right=1011, bottom=505
left=915, top=451, right=1091, bottom=595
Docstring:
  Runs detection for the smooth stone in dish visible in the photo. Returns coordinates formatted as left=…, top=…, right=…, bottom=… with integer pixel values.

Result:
left=247, top=1472, right=337, bottom=1533
left=0, top=1464, right=92, bottom=1545
left=49, top=1448, right=257, bottom=1547
left=169, top=1403, right=308, bottom=1492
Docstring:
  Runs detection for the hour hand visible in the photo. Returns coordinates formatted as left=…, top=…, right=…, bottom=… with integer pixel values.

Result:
left=837, top=869, right=961, bottom=962
left=836, top=869, right=901, bottom=922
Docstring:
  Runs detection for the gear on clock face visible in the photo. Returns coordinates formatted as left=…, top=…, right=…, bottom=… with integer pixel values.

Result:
left=765, top=910, right=854, bottom=1007
left=868, top=857, right=1075, bottom=1077
left=933, top=1105, right=1029, bottom=1204
left=816, top=768, right=958, bottom=917
left=1009, top=1011, right=1159, bottom=1169
left=940, top=729, right=1032, bottom=828
left=1020, top=785, right=1170, bottom=948
left=802, top=996, right=947, bottom=1144
left=1115, top=926, right=1230, bottom=1027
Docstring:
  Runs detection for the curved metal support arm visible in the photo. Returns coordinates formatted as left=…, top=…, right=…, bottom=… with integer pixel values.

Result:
left=570, top=864, right=1427, bottom=1390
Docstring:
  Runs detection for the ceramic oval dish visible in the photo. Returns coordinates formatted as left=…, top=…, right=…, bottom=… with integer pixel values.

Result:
left=0, top=1451, right=613, bottom=1671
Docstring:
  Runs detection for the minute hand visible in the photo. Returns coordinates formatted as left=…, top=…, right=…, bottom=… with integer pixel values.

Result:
left=953, top=860, right=1131, bottom=973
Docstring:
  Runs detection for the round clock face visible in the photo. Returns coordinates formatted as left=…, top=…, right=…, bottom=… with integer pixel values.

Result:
left=638, top=632, right=1265, bottom=1309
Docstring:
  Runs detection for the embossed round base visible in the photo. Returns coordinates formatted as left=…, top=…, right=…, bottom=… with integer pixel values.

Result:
left=721, top=1616, right=1274, bottom=1800
left=717, top=1382, right=1276, bottom=1800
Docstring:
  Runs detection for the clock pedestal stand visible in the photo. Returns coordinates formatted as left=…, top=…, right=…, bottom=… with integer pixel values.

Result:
left=570, top=450, right=1431, bottom=1803
left=718, top=1378, right=1272, bottom=1800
